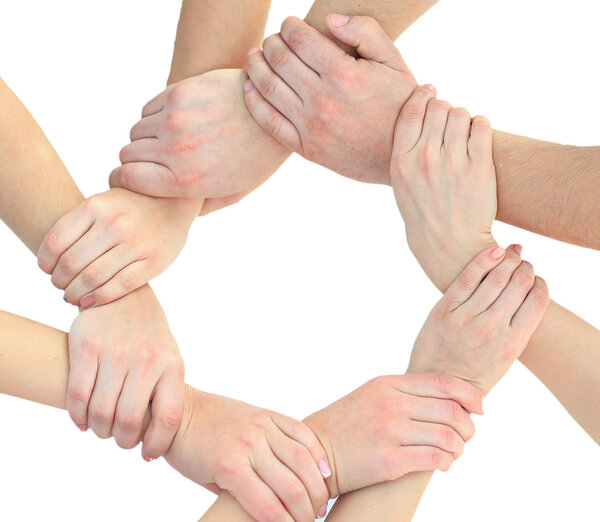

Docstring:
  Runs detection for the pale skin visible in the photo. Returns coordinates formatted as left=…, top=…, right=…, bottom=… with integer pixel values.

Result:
left=196, top=245, right=550, bottom=520
left=0, top=80, right=340, bottom=519
left=0, top=309, right=485, bottom=521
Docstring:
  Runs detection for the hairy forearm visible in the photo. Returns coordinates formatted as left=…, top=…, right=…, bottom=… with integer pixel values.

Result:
left=493, top=132, right=600, bottom=249
left=168, top=0, right=271, bottom=84
left=0, top=78, right=83, bottom=254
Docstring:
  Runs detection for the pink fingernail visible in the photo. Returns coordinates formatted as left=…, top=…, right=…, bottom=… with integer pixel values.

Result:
left=423, top=83, right=437, bottom=92
left=78, top=424, right=88, bottom=432
left=329, top=14, right=349, bottom=27
left=244, top=79, right=254, bottom=92
left=80, top=295, right=96, bottom=309
left=490, top=247, right=505, bottom=259
left=512, top=244, right=523, bottom=255
left=143, top=455, right=156, bottom=462
left=317, top=504, right=328, bottom=518
left=247, top=47, right=259, bottom=57
left=318, top=459, right=331, bottom=478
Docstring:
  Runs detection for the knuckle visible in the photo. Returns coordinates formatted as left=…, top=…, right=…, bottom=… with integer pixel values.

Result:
left=402, top=102, right=426, bottom=124
left=158, top=407, right=183, bottom=431
left=472, top=115, right=491, bottom=132
left=283, top=480, right=306, bottom=504
left=261, top=501, right=285, bottom=522
left=41, top=230, right=61, bottom=259
left=262, top=76, right=280, bottom=98
left=67, top=384, right=89, bottom=405
left=167, top=83, right=191, bottom=106
left=90, top=406, right=112, bottom=427
left=489, top=269, right=509, bottom=289
left=57, top=254, right=80, bottom=277
left=267, top=47, right=288, bottom=69
left=447, top=400, right=463, bottom=422
left=432, top=373, right=451, bottom=394
left=449, top=107, right=470, bottom=120
left=118, top=271, right=138, bottom=292
left=118, top=163, right=137, bottom=186
left=164, top=110, right=185, bottom=131
left=137, top=348, right=157, bottom=371
left=117, top=413, right=143, bottom=434
left=429, top=447, right=451, bottom=471
left=530, top=281, right=550, bottom=307
left=417, top=147, right=439, bottom=175
left=81, top=266, right=104, bottom=286
left=456, top=267, right=479, bottom=292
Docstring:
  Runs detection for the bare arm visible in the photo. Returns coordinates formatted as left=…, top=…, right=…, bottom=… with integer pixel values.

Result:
left=493, top=132, right=600, bottom=248
left=0, top=78, right=82, bottom=254
left=168, top=0, right=272, bottom=84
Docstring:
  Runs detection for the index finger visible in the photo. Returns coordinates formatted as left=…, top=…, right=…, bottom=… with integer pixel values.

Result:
left=377, top=374, right=484, bottom=415
left=280, top=16, right=351, bottom=74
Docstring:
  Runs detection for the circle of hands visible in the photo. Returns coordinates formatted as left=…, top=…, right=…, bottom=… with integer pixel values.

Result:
left=36, top=15, right=553, bottom=522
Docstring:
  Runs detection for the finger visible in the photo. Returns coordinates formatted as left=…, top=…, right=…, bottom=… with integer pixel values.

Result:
left=468, top=115, right=493, bottom=160
left=325, top=14, right=409, bottom=71
left=224, top=466, right=293, bottom=522
left=268, top=430, right=329, bottom=516
left=407, top=395, right=476, bottom=442
left=443, top=107, right=471, bottom=154
left=51, top=225, right=119, bottom=291
left=460, top=245, right=522, bottom=315
left=488, top=260, right=535, bottom=320
left=443, top=246, right=507, bottom=311
left=142, top=368, right=184, bottom=460
left=253, top=444, right=314, bottom=522
left=510, top=276, right=550, bottom=333
left=280, top=16, right=349, bottom=74
left=111, top=370, right=158, bottom=450
left=37, top=207, right=94, bottom=275
left=63, top=244, right=139, bottom=307
left=199, top=191, right=250, bottom=216
left=129, top=112, right=162, bottom=141
left=80, top=260, right=151, bottom=308
left=119, top=138, right=162, bottom=165
left=141, top=88, right=169, bottom=117
left=87, top=362, right=126, bottom=439
left=245, top=48, right=302, bottom=120
left=401, top=421, right=465, bottom=459
left=392, top=84, right=437, bottom=155
left=376, top=374, right=483, bottom=415
left=109, top=163, right=181, bottom=198
left=392, top=446, right=455, bottom=475
left=420, top=99, right=452, bottom=148
left=262, top=33, right=319, bottom=98
left=243, top=80, right=302, bottom=153
left=66, top=348, right=99, bottom=431
left=271, top=414, right=331, bottom=479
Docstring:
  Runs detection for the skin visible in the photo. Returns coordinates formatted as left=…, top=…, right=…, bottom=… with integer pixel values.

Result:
left=244, top=14, right=600, bottom=250
left=37, top=188, right=202, bottom=307
left=328, top=61, right=597, bottom=521
left=0, top=310, right=482, bottom=521
left=196, top=246, right=549, bottom=521
left=0, top=77, right=185, bottom=459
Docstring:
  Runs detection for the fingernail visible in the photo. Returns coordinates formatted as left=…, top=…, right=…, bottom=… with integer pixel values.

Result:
left=143, top=455, right=156, bottom=462
left=246, top=47, right=259, bottom=57
left=423, top=83, right=437, bottom=92
left=490, top=246, right=505, bottom=259
left=329, top=13, right=349, bottom=27
left=512, top=244, right=523, bottom=255
left=243, top=79, right=254, bottom=92
left=317, top=504, right=328, bottom=518
left=78, top=424, right=88, bottom=432
left=318, top=459, right=332, bottom=478
left=63, top=295, right=69, bottom=303
left=80, top=295, right=96, bottom=309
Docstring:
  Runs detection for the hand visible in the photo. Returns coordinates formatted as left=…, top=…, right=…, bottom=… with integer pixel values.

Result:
left=109, top=68, right=290, bottom=214
left=390, top=86, right=498, bottom=291
left=37, top=188, right=201, bottom=307
left=303, top=373, right=482, bottom=500
left=165, top=387, right=331, bottom=522
left=409, top=247, right=550, bottom=395
left=67, top=284, right=185, bottom=459
left=243, top=15, right=417, bottom=185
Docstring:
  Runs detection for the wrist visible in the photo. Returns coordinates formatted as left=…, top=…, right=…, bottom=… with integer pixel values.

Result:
left=302, top=413, right=340, bottom=499
left=408, top=232, right=498, bottom=292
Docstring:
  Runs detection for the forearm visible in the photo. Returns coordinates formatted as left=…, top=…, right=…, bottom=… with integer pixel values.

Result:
left=305, top=0, right=438, bottom=51
left=168, top=0, right=271, bottom=84
left=0, top=78, right=83, bottom=254
left=493, top=131, right=600, bottom=249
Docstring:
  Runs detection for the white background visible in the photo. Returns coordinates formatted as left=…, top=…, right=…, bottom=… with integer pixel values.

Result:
left=0, top=0, right=598, bottom=520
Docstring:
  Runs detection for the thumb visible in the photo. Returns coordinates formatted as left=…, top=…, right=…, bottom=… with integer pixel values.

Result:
left=325, top=14, right=408, bottom=71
